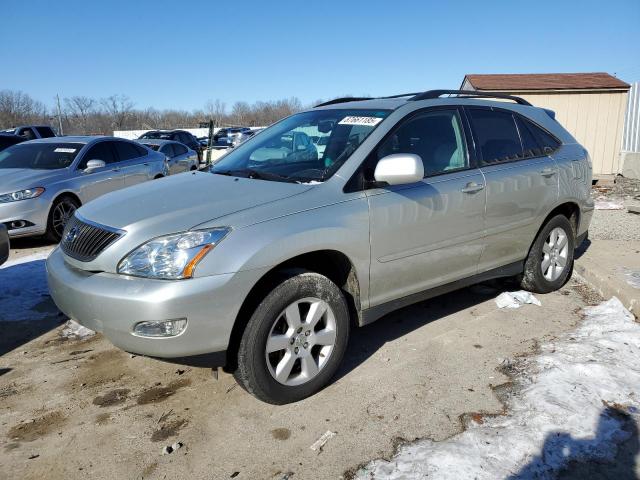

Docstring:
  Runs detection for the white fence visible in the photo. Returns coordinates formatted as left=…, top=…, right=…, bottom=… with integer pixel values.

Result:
left=623, top=82, right=640, bottom=153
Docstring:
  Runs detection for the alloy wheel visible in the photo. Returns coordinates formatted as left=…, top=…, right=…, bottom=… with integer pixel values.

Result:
left=52, top=201, right=77, bottom=238
left=265, top=297, right=337, bottom=386
left=541, top=226, right=569, bottom=281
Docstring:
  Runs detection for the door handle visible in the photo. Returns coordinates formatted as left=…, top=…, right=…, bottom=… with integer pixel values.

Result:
left=461, top=182, right=485, bottom=194
left=540, top=168, right=556, bottom=177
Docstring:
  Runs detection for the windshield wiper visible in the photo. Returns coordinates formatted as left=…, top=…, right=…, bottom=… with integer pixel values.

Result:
left=213, top=168, right=298, bottom=183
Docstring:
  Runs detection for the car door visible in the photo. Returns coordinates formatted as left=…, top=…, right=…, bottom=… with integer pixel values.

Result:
left=467, top=107, right=559, bottom=272
left=366, top=107, right=486, bottom=308
left=160, top=143, right=180, bottom=174
left=75, top=141, right=124, bottom=202
left=114, top=140, right=151, bottom=186
left=171, top=143, right=191, bottom=173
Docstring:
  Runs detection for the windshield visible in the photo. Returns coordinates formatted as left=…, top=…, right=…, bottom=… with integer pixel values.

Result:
left=0, top=142, right=82, bottom=170
left=140, top=131, right=172, bottom=139
left=211, top=109, right=390, bottom=182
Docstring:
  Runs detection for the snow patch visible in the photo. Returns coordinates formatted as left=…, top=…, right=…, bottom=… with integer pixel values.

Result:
left=594, top=197, right=624, bottom=210
left=621, top=268, right=640, bottom=289
left=0, top=249, right=56, bottom=322
left=356, top=298, right=640, bottom=479
left=60, top=319, right=95, bottom=339
left=495, top=290, right=541, bottom=309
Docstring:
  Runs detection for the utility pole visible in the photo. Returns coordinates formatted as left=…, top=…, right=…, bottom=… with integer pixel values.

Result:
left=55, top=94, right=64, bottom=135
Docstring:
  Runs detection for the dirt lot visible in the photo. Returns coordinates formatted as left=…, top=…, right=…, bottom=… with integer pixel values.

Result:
left=0, top=238, right=606, bottom=480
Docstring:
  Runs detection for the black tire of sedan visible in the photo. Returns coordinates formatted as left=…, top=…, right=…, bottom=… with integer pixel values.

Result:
left=46, top=196, right=80, bottom=242
left=234, top=270, right=350, bottom=404
left=521, top=214, right=575, bottom=294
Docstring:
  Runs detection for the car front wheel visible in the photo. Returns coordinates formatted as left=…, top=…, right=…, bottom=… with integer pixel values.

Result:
left=46, top=196, right=80, bottom=242
left=234, top=270, right=350, bottom=404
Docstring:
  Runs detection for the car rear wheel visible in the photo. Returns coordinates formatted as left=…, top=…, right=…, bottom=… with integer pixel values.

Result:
left=521, top=214, right=575, bottom=293
left=46, top=196, right=79, bottom=242
left=234, top=270, right=350, bottom=404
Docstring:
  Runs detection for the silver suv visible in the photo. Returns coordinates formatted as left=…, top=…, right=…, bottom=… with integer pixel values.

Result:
left=47, top=90, right=593, bottom=404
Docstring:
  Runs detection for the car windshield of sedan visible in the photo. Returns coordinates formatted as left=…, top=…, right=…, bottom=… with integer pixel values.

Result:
left=0, top=142, right=82, bottom=170
left=140, top=131, right=172, bottom=140
left=210, top=109, right=390, bottom=183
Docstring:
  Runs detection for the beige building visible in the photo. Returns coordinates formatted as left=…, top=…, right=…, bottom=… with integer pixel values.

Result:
left=461, top=73, right=630, bottom=177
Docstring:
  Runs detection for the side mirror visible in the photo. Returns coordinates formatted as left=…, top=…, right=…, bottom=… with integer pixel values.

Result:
left=84, top=159, right=106, bottom=172
left=374, top=154, right=424, bottom=186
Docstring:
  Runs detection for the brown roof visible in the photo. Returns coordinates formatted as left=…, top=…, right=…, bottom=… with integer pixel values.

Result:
left=464, top=72, right=629, bottom=91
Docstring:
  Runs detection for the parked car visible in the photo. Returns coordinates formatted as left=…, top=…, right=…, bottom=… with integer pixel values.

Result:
left=2, top=125, right=56, bottom=140
left=0, top=223, right=8, bottom=266
left=135, top=139, right=199, bottom=174
left=47, top=90, right=593, bottom=404
left=0, top=136, right=167, bottom=241
left=213, top=127, right=251, bottom=143
left=0, top=133, right=26, bottom=152
left=139, top=130, right=203, bottom=163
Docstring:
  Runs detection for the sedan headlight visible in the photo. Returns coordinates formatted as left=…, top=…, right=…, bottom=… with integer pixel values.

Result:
left=0, top=187, right=45, bottom=203
left=117, top=228, right=231, bottom=279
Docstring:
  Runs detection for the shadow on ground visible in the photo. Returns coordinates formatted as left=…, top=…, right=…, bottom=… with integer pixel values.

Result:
left=334, top=277, right=518, bottom=383
left=508, top=406, right=639, bottom=479
left=0, top=256, right=65, bottom=356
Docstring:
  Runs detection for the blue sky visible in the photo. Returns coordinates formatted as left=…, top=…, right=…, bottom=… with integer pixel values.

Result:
left=3, top=0, right=639, bottom=111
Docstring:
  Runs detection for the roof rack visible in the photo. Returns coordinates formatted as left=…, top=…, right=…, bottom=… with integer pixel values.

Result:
left=315, top=97, right=373, bottom=107
left=410, top=89, right=532, bottom=106
left=313, top=90, right=532, bottom=108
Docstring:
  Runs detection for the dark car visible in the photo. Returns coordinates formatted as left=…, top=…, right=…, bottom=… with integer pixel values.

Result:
left=0, top=223, right=8, bottom=265
left=213, top=127, right=251, bottom=143
left=139, top=130, right=203, bottom=163
left=0, top=133, right=26, bottom=152
left=1, top=125, right=56, bottom=140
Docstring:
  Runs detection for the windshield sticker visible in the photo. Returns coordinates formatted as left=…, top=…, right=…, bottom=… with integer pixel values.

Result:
left=338, top=116, right=383, bottom=127
left=54, top=147, right=76, bottom=153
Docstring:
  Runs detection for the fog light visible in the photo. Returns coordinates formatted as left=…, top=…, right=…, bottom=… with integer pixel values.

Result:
left=133, top=318, right=187, bottom=338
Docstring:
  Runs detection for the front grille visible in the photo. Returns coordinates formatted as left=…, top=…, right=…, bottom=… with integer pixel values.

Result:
left=60, top=215, right=123, bottom=262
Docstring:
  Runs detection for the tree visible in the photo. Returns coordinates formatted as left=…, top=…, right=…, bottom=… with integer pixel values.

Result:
left=100, top=94, right=135, bottom=130
left=64, top=96, right=96, bottom=134
left=205, top=99, right=226, bottom=127
left=0, top=90, right=48, bottom=129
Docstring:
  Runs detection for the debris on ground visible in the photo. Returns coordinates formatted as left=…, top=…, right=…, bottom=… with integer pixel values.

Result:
left=310, top=430, right=336, bottom=452
left=594, top=197, right=624, bottom=210
left=629, top=205, right=640, bottom=215
left=495, top=291, right=541, bottom=309
left=60, top=319, right=95, bottom=339
left=161, top=441, right=183, bottom=455
left=356, top=298, right=640, bottom=479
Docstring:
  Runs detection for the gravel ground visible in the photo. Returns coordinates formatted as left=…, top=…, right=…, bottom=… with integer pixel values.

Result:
left=589, top=177, right=640, bottom=241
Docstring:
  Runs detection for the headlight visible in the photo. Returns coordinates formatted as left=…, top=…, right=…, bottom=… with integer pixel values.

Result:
left=0, top=187, right=45, bottom=203
left=117, top=228, right=231, bottom=279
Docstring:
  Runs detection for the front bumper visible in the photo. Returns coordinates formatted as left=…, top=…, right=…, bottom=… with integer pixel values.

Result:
left=0, top=196, right=49, bottom=238
left=46, top=248, right=265, bottom=359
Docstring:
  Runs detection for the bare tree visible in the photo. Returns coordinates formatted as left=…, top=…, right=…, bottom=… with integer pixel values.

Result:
left=64, top=96, right=96, bottom=134
left=100, top=94, right=135, bottom=130
left=204, top=99, right=227, bottom=127
left=0, top=90, right=48, bottom=129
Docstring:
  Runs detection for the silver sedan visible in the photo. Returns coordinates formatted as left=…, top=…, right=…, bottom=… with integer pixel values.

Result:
left=0, top=136, right=167, bottom=241
left=134, top=139, right=199, bottom=174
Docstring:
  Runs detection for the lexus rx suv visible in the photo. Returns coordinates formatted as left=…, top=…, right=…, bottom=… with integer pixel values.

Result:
left=47, top=90, right=593, bottom=404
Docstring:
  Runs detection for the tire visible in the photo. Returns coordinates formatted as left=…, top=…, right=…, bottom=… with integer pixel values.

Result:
left=46, top=196, right=80, bottom=243
left=234, top=270, right=350, bottom=404
left=521, top=214, right=575, bottom=294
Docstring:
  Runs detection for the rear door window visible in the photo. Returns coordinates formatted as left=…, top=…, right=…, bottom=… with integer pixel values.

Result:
left=160, top=144, right=175, bottom=157
left=172, top=143, right=187, bottom=155
left=114, top=141, right=144, bottom=161
left=468, top=108, right=523, bottom=165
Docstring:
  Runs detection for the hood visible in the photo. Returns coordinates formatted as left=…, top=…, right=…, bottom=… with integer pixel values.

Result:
left=0, top=168, right=70, bottom=194
left=78, top=171, right=313, bottom=233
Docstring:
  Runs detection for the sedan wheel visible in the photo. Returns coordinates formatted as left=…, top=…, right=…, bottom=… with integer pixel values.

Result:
left=47, top=197, right=79, bottom=242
